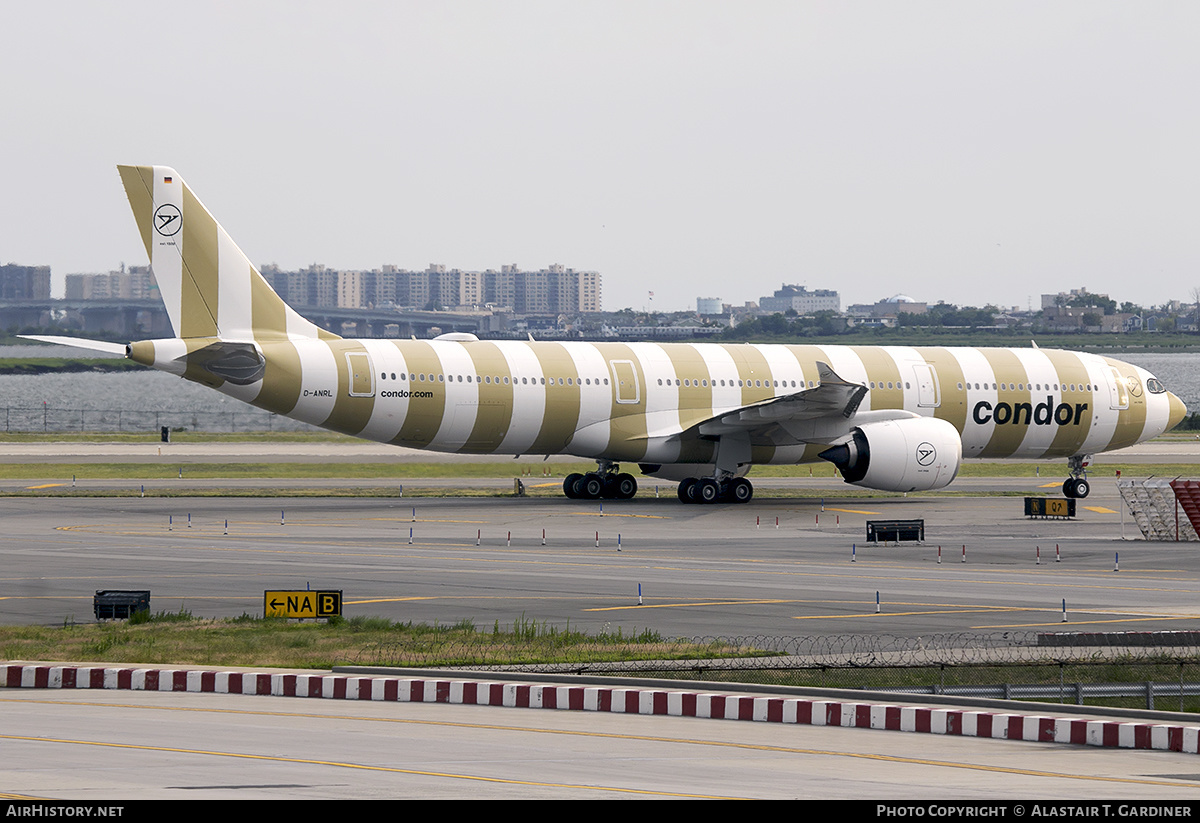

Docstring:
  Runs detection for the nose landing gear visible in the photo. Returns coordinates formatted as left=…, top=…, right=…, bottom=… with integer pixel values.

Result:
left=1062, top=454, right=1092, bottom=499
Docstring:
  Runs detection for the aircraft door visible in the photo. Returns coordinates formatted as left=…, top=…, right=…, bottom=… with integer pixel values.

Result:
left=912, top=363, right=940, bottom=408
left=1107, top=366, right=1128, bottom=410
left=610, top=359, right=640, bottom=404
left=346, top=351, right=375, bottom=398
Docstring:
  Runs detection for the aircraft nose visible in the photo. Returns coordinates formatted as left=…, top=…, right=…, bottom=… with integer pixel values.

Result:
left=1166, top=391, right=1188, bottom=432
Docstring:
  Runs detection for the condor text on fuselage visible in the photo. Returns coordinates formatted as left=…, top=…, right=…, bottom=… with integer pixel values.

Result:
left=972, top=397, right=1088, bottom=427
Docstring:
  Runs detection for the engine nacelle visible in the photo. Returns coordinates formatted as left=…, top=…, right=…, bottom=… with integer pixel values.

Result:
left=818, top=417, right=962, bottom=492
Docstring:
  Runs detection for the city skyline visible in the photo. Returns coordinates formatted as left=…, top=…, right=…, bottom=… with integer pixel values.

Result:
left=3, top=3, right=1199, bottom=313
left=46, top=264, right=1194, bottom=321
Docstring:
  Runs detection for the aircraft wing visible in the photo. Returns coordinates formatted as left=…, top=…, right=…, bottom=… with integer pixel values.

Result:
left=710, top=361, right=867, bottom=425
left=666, top=361, right=911, bottom=448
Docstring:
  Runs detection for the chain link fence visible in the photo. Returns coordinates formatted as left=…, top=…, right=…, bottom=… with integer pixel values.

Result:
left=1, top=406, right=318, bottom=433
left=352, top=631, right=1200, bottom=711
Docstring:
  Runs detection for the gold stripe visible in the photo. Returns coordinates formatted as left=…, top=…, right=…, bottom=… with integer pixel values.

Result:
left=852, top=347, right=903, bottom=412
left=461, top=342, right=515, bottom=453
left=781, top=345, right=823, bottom=389
left=914, top=347, right=967, bottom=431
left=391, top=341, right=446, bottom=448
left=181, top=336, right=225, bottom=388
left=127, top=339, right=156, bottom=367
left=255, top=339, right=302, bottom=416
left=1168, top=392, right=1187, bottom=432
left=249, top=266, right=288, bottom=339
left=663, top=344, right=714, bottom=433
left=180, top=183, right=220, bottom=339
left=117, top=165, right=154, bottom=261
left=979, top=349, right=1030, bottom=457
left=322, top=340, right=375, bottom=436
left=1103, top=358, right=1148, bottom=451
left=1042, top=350, right=1093, bottom=457
left=728, top=345, right=773, bottom=406
left=528, top=343, right=582, bottom=455
left=598, top=343, right=648, bottom=461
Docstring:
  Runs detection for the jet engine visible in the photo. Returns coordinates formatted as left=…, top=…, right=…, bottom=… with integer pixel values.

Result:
left=818, top=417, right=961, bottom=492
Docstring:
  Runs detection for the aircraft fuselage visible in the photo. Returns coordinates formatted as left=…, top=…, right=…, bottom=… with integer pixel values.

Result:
left=128, top=336, right=1182, bottom=467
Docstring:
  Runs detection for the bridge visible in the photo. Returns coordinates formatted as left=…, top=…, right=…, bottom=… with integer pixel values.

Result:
left=0, top=300, right=493, bottom=339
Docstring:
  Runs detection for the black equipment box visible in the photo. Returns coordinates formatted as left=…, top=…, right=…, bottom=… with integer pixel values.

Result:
left=866, top=519, right=925, bottom=544
left=93, top=590, right=151, bottom=620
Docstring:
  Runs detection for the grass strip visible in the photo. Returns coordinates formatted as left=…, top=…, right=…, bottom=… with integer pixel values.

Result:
left=0, top=612, right=752, bottom=670
left=6, top=614, right=1200, bottom=712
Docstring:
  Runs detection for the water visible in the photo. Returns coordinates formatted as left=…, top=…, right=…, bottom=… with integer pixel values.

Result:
left=0, top=369, right=315, bottom=432
left=0, top=347, right=1195, bottom=433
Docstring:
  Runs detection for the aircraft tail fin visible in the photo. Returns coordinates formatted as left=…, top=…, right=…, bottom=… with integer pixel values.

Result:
left=117, top=165, right=338, bottom=342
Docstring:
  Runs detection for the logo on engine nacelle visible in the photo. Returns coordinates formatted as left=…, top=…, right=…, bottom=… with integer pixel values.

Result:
left=915, top=442, right=936, bottom=466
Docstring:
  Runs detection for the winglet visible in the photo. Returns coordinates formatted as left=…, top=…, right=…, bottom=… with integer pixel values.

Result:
left=816, top=362, right=867, bottom=417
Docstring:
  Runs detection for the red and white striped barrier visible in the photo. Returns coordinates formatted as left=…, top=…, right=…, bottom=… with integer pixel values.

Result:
left=4, top=663, right=1198, bottom=753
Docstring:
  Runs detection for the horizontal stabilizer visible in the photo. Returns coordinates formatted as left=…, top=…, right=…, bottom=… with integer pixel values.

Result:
left=18, top=335, right=127, bottom=356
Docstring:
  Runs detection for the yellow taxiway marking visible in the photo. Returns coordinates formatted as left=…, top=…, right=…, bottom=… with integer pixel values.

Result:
left=367, top=518, right=490, bottom=524
left=793, top=607, right=1027, bottom=620
left=586, top=598, right=794, bottom=612
left=1038, top=482, right=1062, bottom=488
left=0, top=731, right=722, bottom=799
left=25, top=483, right=64, bottom=490
left=824, top=507, right=880, bottom=515
left=1082, top=506, right=1118, bottom=514
left=347, top=596, right=438, bottom=604
left=3, top=698, right=1193, bottom=792
left=569, top=512, right=671, bottom=519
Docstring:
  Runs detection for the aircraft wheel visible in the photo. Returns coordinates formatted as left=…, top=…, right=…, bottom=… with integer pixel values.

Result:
left=563, top=473, right=583, bottom=498
left=728, top=477, right=753, bottom=504
left=575, top=474, right=604, bottom=499
left=1063, top=478, right=1081, bottom=498
left=1074, top=478, right=1090, bottom=498
left=678, top=478, right=697, bottom=503
left=696, top=478, right=721, bottom=504
left=614, top=473, right=638, bottom=499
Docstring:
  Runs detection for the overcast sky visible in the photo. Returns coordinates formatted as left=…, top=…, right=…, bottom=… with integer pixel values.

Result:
left=2, top=1, right=1198, bottom=312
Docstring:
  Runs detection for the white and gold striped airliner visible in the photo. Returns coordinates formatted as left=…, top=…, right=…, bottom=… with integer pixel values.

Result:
left=29, top=166, right=1188, bottom=504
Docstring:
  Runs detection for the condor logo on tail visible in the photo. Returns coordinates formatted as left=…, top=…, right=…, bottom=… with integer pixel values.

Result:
left=972, top=397, right=1088, bottom=427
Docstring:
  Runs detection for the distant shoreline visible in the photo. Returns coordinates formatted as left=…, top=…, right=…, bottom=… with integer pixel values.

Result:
left=0, top=358, right=145, bottom=375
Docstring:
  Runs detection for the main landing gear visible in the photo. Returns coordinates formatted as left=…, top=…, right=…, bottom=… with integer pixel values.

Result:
left=563, top=462, right=638, bottom=500
left=677, top=476, right=754, bottom=504
left=1062, top=454, right=1092, bottom=499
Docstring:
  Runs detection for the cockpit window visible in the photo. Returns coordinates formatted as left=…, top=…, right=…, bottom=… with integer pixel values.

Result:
left=1146, top=377, right=1166, bottom=394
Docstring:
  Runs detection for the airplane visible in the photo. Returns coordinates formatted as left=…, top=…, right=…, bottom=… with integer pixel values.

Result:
left=27, top=165, right=1188, bottom=504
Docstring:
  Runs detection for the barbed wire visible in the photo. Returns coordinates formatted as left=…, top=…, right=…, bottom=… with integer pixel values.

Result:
left=353, top=631, right=1200, bottom=674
